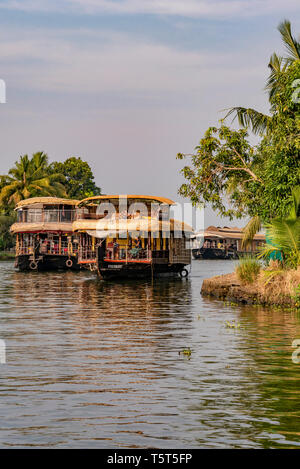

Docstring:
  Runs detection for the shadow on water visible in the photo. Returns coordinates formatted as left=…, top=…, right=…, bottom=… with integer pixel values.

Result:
left=0, top=260, right=300, bottom=448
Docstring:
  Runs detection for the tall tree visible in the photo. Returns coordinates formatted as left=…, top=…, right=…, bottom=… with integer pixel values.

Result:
left=0, top=152, right=66, bottom=209
left=178, top=49, right=300, bottom=234
left=224, top=20, right=300, bottom=136
left=49, top=157, right=101, bottom=200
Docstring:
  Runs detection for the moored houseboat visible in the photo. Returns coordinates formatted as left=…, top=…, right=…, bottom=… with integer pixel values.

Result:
left=73, top=195, right=192, bottom=279
left=10, top=197, right=80, bottom=271
left=191, top=226, right=265, bottom=260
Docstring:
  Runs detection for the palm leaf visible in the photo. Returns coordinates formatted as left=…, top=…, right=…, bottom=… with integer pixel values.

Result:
left=259, top=218, right=300, bottom=268
left=242, top=215, right=262, bottom=249
left=278, top=19, right=300, bottom=62
left=223, top=107, right=272, bottom=135
left=289, top=186, right=300, bottom=219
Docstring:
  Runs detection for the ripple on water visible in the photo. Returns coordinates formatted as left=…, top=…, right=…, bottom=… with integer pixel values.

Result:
left=0, top=260, right=300, bottom=448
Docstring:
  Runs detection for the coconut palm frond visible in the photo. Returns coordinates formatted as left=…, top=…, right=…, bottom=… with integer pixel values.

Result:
left=278, top=19, right=300, bottom=62
left=259, top=218, right=300, bottom=268
left=223, top=107, right=272, bottom=135
left=263, top=269, right=284, bottom=285
left=266, top=53, right=288, bottom=101
left=242, top=215, right=262, bottom=249
left=289, top=186, right=300, bottom=219
left=0, top=153, right=68, bottom=207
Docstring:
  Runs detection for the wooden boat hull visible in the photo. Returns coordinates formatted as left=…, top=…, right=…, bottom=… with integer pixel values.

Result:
left=98, top=262, right=189, bottom=280
left=192, top=248, right=238, bottom=260
left=15, top=255, right=80, bottom=272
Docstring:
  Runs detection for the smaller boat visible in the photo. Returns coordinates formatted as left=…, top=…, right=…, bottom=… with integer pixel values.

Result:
left=191, top=226, right=265, bottom=260
left=10, top=197, right=80, bottom=271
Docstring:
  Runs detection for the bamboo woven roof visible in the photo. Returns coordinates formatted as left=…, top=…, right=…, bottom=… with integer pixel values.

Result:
left=77, top=195, right=175, bottom=207
left=10, top=222, right=74, bottom=234
left=193, top=226, right=265, bottom=241
left=16, top=197, right=79, bottom=209
left=72, top=217, right=193, bottom=235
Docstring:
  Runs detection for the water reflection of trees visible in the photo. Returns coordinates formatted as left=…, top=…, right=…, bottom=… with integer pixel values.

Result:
left=220, top=306, right=300, bottom=448
left=235, top=304, right=300, bottom=448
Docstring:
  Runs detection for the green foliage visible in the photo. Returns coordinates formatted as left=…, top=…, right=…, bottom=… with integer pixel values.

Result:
left=178, top=21, right=300, bottom=225
left=292, top=284, right=300, bottom=308
left=0, top=152, right=66, bottom=209
left=242, top=216, right=262, bottom=249
left=235, top=256, right=261, bottom=284
left=259, top=219, right=300, bottom=269
left=0, top=212, right=16, bottom=251
left=258, top=186, right=300, bottom=269
left=49, top=157, right=101, bottom=200
left=177, top=125, right=260, bottom=219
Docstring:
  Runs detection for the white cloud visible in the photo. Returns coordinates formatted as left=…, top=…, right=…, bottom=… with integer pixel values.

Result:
left=0, top=28, right=266, bottom=98
left=0, top=0, right=299, bottom=18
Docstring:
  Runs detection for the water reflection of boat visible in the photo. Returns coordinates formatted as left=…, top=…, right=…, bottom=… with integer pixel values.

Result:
left=73, top=195, right=193, bottom=280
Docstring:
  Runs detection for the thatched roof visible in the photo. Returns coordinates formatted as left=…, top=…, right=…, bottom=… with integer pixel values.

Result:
left=16, top=197, right=79, bottom=209
left=77, top=195, right=175, bottom=207
left=193, top=226, right=265, bottom=241
left=72, top=217, right=193, bottom=236
left=10, top=222, right=74, bottom=234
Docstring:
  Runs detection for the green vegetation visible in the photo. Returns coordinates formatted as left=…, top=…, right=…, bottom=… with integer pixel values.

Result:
left=258, top=186, right=300, bottom=269
left=0, top=153, right=101, bottom=252
left=224, top=320, right=241, bottom=329
left=0, top=152, right=66, bottom=210
left=0, top=212, right=16, bottom=251
left=0, top=251, right=15, bottom=261
left=49, top=157, right=101, bottom=200
left=177, top=20, right=300, bottom=231
left=178, top=347, right=192, bottom=357
left=235, top=257, right=261, bottom=284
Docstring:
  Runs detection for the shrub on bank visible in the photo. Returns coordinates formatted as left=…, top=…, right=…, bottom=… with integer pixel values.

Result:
left=235, top=257, right=261, bottom=284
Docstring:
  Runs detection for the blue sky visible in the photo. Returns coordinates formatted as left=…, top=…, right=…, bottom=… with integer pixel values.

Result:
left=1, top=0, right=300, bottom=226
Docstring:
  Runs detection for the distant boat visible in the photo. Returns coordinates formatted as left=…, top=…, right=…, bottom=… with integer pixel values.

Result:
left=191, top=226, right=265, bottom=260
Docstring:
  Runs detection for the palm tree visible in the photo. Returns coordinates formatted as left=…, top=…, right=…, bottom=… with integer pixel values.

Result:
left=242, top=186, right=300, bottom=250
left=0, top=152, right=66, bottom=207
left=224, top=20, right=300, bottom=136
left=228, top=20, right=300, bottom=247
left=258, top=190, right=300, bottom=269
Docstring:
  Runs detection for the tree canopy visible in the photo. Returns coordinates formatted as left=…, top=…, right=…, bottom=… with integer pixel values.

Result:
left=0, top=153, right=101, bottom=250
left=49, top=157, right=101, bottom=200
left=0, top=152, right=66, bottom=211
left=178, top=21, right=300, bottom=227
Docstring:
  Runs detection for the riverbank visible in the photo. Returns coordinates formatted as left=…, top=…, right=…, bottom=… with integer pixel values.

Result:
left=201, top=269, right=300, bottom=307
left=0, top=251, right=15, bottom=261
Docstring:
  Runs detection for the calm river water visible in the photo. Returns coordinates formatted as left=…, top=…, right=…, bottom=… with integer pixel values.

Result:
left=0, top=260, right=300, bottom=448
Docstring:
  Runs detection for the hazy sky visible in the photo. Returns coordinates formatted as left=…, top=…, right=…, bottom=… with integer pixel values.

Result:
left=1, top=0, right=300, bottom=227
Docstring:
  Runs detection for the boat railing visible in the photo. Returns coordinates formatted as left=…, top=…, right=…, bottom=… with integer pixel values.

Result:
left=78, top=247, right=97, bottom=264
left=104, top=247, right=152, bottom=262
left=17, top=209, right=76, bottom=224
left=17, top=241, right=78, bottom=256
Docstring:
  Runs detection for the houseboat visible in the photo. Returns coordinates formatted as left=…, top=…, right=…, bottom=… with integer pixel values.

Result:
left=191, top=226, right=265, bottom=260
left=73, top=195, right=192, bottom=279
left=10, top=197, right=80, bottom=271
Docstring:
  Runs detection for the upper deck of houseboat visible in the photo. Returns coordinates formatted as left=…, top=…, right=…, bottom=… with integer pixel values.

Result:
left=10, top=197, right=79, bottom=234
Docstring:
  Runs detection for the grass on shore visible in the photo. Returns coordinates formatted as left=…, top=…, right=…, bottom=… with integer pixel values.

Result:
left=236, top=257, right=300, bottom=306
left=0, top=251, right=15, bottom=261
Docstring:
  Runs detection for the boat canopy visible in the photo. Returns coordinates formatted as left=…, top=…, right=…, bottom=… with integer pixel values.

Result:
left=10, top=222, right=74, bottom=234
left=77, top=194, right=175, bottom=207
left=16, top=197, right=79, bottom=210
left=73, top=217, right=193, bottom=237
